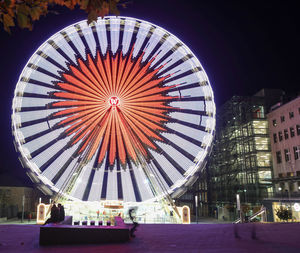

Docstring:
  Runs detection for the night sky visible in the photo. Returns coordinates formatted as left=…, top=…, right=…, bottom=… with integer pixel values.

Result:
left=0, top=0, right=299, bottom=184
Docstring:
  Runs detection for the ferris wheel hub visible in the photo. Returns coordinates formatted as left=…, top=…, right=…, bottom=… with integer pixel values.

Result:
left=109, top=96, right=120, bottom=107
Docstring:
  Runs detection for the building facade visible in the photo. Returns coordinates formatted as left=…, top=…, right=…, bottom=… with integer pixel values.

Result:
left=207, top=89, right=284, bottom=221
left=268, top=96, right=300, bottom=193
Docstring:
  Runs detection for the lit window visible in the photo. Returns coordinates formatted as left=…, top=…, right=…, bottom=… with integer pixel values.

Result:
left=294, top=146, right=300, bottom=160
left=297, top=125, right=300, bottom=135
left=273, top=133, right=277, bottom=143
left=284, top=149, right=291, bottom=162
left=272, top=119, right=277, bottom=127
left=281, top=116, right=285, bottom=122
left=290, top=127, right=295, bottom=137
left=284, top=129, right=289, bottom=139
left=278, top=131, right=283, bottom=141
left=276, top=151, right=282, bottom=164
left=289, top=111, right=294, bottom=119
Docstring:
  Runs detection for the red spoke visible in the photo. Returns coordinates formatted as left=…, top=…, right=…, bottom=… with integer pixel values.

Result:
left=52, top=46, right=177, bottom=166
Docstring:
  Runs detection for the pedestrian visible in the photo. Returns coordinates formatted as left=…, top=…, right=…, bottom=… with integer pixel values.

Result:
left=58, top=203, right=65, bottom=222
left=129, top=207, right=139, bottom=238
left=44, top=203, right=59, bottom=224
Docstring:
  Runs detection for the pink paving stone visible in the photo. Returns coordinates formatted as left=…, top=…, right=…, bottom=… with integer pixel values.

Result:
left=0, top=223, right=300, bottom=253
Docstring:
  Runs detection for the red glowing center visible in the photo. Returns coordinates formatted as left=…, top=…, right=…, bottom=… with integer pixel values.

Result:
left=109, top=96, right=120, bottom=107
left=51, top=49, right=178, bottom=167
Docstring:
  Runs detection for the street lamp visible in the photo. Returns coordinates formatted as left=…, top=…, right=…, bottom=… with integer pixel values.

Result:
left=195, top=195, right=198, bottom=224
left=243, top=189, right=247, bottom=204
left=278, top=187, right=283, bottom=206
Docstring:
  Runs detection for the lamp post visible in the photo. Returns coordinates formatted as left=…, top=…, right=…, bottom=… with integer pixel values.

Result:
left=236, top=194, right=241, bottom=222
left=21, top=195, right=25, bottom=223
left=278, top=187, right=283, bottom=206
left=195, top=195, right=198, bottom=224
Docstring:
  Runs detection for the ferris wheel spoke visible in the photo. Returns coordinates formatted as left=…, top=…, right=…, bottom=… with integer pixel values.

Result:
left=18, top=105, right=47, bottom=112
left=116, top=158, right=123, bottom=200
left=20, top=92, right=51, bottom=100
left=168, top=108, right=209, bottom=116
left=36, top=51, right=68, bottom=72
left=164, top=126, right=203, bottom=147
left=60, top=31, right=82, bottom=59
left=27, top=63, right=62, bottom=81
left=159, top=135, right=195, bottom=162
left=24, top=128, right=52, bottom=143
left=163, top=66, right=201, bottom=81
left=167, top=82, right=205, bottom=93
left=21, top=78, right=58, bottom=90
left=82, top=168, right=96, bottom=201
left=158, top=54, right=193, bottom=76
left=30, top=134, right=65, bottom=158
left=39, top=143, right=71, bottom=172
left=20, top=117, right=50, bottom=128
left=48, top=40, right=76, bottom=65
left=152, top=144, right=185, bottom=175
left=168, top=118, right=208, bottom=132
left=150, top=156, right=173, bottom=187
left=74, top=24, right=91, bottom=56
left=168, top=96, right=207, bottom=103
left=91, top=25, right=101, bottom=53
left=127, top=159, right=142, bottom=202
left=51, top=155, right=75, bottom=184
left=152, top=45, right=182, bottom=71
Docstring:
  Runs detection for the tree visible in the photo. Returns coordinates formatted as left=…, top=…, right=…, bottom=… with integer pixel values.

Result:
left=0, top=0, right=122, bottom=33
left=275, top=206, right=292, bottom=222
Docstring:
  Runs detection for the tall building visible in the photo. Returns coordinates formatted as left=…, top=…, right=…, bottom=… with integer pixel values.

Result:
left=268, top=96, right=300, bottom=192
left=207, top=89, right=284, bottom=220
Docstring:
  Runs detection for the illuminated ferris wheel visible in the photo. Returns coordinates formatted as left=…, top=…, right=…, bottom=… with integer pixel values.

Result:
left=12, top=16, right=215, bottom=203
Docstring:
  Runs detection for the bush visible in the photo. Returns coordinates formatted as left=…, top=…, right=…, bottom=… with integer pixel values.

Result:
left=275, top=206, right=292, bottom=221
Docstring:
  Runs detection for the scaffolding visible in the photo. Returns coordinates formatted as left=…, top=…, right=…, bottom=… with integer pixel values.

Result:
left=208, top=94, right=277, bottom=218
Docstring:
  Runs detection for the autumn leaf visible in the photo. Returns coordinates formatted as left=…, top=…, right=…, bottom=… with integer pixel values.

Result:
left=87, top=9, right=98, bottom=24
left=0, top=0, right=121, bottom=33
left=110, top=0, right=120, bottom=16
left=80, top=0, right=89, bottom=10
left=16, top=3, right=30, bottom=16
left=30, top=7, right=43, bottom=21
left=17, top=12, right=29, bottom=28
left=3, top=13, right=15, bottom=33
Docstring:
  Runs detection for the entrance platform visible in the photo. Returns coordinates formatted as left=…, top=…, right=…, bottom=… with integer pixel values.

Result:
left=40, top=217, right=130, bottom=245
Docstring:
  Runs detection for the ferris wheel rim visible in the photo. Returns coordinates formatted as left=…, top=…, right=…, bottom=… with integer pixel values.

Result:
left=12, top=16, right=216, bottom=203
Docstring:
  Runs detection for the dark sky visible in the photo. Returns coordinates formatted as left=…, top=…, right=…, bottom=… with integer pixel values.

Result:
left=0, top=0, right=299, bottom=183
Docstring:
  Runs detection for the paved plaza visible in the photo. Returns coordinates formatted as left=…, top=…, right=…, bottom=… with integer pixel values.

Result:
left=0, top=222, right=300, bottom=252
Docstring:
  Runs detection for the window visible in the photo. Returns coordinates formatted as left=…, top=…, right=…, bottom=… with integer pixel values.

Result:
left=284, top=129, right=289, bottom=139
left=278, top=131, right=283, bottom=141
left=290, top=127, right=295, bottom=137
left=276, top=151, right=282, bottom=164
left=297, top=125, right=300, bottom=135
left=280, top=115, right=285, bottom=122
left=272, top=119, right=277, bottom=127
left=289, top=111, right=294, bottom=119
left=273, top=133, right=277, bottom=143
left=278, top=173, right=283, bottom=178
left=284, top=149, right=291, bottom=162
left=294, top=146, right=300, bottom=160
